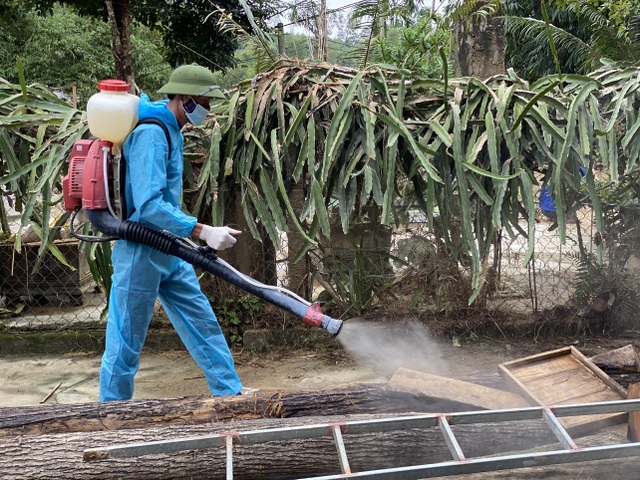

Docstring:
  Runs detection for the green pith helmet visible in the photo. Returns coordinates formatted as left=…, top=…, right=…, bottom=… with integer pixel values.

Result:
left=157, top=64, right=225, bottom=99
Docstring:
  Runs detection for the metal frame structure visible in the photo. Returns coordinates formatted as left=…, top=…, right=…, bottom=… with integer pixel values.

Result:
left=84, top=399, right=640, bottom=479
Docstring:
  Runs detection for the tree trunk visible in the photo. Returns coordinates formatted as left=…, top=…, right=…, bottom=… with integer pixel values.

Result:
left=453, top=3, right=505, bottom=309
left=2, top=383, right=634, bottom=479
left=104, top=0, right=135, bottom=90
left=454, top=1, right=505, bottom=79
left=591, top=344, right=640, bottom=372
left=285, top=181, right=311, bottom=297
left=221, top=191, right=276, bottom=285
left=6, top=413, right=630, bottom=480
left=0, top=385, right=464, bottom=437
left=316, top=0, right=328, bottom=61
left=1, top=413, right=566, bottom=480
left=590, top=345, right=640, bottom=389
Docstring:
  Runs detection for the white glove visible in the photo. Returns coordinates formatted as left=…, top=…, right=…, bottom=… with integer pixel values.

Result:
left=198, top=225, right=241, bottom=250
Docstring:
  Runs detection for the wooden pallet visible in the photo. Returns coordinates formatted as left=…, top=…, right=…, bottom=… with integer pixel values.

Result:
left=499, top=346, right=628, bottom=436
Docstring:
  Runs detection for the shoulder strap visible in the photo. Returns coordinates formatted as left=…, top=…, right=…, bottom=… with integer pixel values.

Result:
left=134, top=117, right=172, bottom=154
left=117, top=118, right=173, bottom=220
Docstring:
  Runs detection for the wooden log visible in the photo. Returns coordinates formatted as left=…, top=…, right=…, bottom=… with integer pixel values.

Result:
left=590, top=344, right=640, bottom=389
left=627, top=383, right=640, bottom=441
left=389, top=367, right=530, bottom=410
left=0, top=413, right=560, bottom=480
left=444, top=424, right=634, bottom=480
left=590, top=344, right=640, bottom=373
left=0, top=384, right=468, bottom=437
left=5, top=346, right=636, bottom=440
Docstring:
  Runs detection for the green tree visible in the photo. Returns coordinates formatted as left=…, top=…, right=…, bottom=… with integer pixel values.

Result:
left=280, top=32, right=360, bottom=68
left=331, top=12, right=365, bottom=47
left=502, top=0, right=635, bottom=79
left=347, top=0, right=429, bottom=66
left=210, top=33, right=360, bottom=90
left=559, top=0, right=640, bottom=30
left=283, top=0, right=442, bottom=70
left=0, top=0, right=276, bottom=87
left=210, top=42, right=258, bottom=90
left=364, top=13, right=453, bottom=76
left=0, top=4, right=170, bottom=107
left=446, top=0, right=640, bottom=81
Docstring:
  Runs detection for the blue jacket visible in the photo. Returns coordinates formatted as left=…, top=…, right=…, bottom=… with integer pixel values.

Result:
left=122, top=94, right=197, bottom=238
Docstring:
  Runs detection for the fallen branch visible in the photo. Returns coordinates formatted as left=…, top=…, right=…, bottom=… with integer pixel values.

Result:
left=40, top=382, right=62, bottom=404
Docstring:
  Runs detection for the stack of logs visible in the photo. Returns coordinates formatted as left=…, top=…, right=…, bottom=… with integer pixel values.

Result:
left=0, top=385, right=558, bottom=479
left=1, top=344, right=639, bottom=479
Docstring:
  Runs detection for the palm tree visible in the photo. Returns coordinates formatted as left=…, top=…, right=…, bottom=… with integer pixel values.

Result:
left=446, top=0, right=640, bottom=81
left=346, top=0, right=430, bottom=66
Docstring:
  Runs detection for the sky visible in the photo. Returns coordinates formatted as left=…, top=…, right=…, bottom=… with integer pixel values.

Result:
left=274, top=0, right=358, bottom=36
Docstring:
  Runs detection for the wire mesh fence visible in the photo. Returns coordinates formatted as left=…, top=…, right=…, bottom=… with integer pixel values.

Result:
left=0, top=199, right=631, bottom=337
left=491, top=206, right=593, bottom=314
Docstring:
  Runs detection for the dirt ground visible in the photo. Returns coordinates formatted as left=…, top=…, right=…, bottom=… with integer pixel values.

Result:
left=1, top=318, right=638, bottom=408
left=0, top=332, right=520, bottom=407
left=2, top=320, right=640, bottom=480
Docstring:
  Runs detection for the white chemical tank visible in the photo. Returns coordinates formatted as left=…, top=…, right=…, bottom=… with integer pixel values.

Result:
left=86, top=80, right=139, bottom=144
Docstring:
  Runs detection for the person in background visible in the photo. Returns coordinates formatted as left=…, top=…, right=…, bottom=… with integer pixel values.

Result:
left=538, top=166, right=587, bottom=223
left=99, top=64, right=246, bottom=401
left=538, top=183, right=558, bottom=221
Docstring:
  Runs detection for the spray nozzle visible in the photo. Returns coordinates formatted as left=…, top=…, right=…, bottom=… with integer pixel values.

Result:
left=320, top=316, right=343, bottom=336
left=303, top=303, right=343, bottom=336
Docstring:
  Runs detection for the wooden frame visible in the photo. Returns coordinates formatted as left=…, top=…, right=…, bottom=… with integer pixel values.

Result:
left=499, top=346, right=627, bottom=435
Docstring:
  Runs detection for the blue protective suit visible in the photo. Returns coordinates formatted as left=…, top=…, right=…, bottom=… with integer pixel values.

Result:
left=538, top=185, right=556, bottom=218
left=99, top=94, right=242, bottom=401
left=538, top=167, right=586, bottom=221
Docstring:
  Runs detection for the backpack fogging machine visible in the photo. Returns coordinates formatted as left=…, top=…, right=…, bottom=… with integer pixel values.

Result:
left=62, top=129, right=342, bottom=337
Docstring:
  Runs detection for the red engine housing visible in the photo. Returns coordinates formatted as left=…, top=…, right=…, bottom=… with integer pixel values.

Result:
left=63, top=139, right=113, bottom=211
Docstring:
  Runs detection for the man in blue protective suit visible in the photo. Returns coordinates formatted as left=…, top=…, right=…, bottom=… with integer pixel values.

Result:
left=99, top=64, right=245, bottom=401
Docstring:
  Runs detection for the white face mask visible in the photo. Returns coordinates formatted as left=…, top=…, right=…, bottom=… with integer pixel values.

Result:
left=182, top=97, right=209, bottom=126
